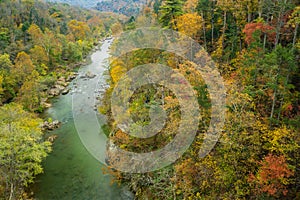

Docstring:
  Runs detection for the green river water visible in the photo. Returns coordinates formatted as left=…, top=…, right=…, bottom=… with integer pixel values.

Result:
left=34, top=39, right=132, bottom=200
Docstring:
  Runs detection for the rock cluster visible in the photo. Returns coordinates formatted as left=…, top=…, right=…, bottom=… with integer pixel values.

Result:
left=47, top=134, right=58, bottom=143
left=48, top=73, right=77, bottom=97
left=41, top=98, right=52, bottom=108
left=42, top=120, right=61, bottom=131
left=80, top=71, right=96, bottom=79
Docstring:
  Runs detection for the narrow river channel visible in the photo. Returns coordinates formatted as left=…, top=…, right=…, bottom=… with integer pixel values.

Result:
left=34, top=39, right=131, bottom=200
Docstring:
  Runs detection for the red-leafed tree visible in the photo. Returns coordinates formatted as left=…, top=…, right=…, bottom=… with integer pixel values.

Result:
left=243, top=22, right=276, bottom=45
left=249, top=154, right=294, bottom=198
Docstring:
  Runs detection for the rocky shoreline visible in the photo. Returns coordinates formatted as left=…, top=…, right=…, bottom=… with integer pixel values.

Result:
left=39, top=40, right=104, bottom=137
left=40, top=39, right=106, bottom=111
left=42, top=70, right=98, bottom=104
left=41, top=120, right=61, bottom=131
left=40, top=71, right=98, bottom=130
left=47, top=73, right=77, bottom=98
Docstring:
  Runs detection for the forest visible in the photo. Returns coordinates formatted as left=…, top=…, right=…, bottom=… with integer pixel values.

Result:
left=0, top=0, right=122, bottom=199
left=103, top=0, right=300, bottom=199
left=0, top=0, right=299, bottom=199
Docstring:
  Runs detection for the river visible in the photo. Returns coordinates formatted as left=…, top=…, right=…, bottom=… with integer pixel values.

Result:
left=34, top=39, right=132, bottom=200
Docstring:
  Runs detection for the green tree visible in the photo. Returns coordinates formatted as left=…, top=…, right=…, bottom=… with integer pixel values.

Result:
left=27, top=24, right=62, bottom=68
left=0, top=103, right=51, bottom=199
left=159, top=0, right=184, bottom=29
left=153, top=0, right=162, bottom=15
left=66, top=41, right=83, bottom=63
left=0, top=54, right=15, bottom=102
left=0, top=27, right=10, bottom=52
left=0, top=75, right=3, bottom=101
left=11, top=51, right=35, bottom=86
left=288, top=6, right=300, bottom=48
left=16, top=70, right=41, bottom=111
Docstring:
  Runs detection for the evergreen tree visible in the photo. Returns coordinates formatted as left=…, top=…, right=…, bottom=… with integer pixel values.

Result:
left=159, top=0, right=184, bottom=29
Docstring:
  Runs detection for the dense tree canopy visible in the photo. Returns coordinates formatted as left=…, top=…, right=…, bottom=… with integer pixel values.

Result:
left=102, top=0, right=300, bottom=199
left=0, top=103, right=51, bottom=199
left=159, top=0, right=184, bottom=29
left=0, top=0, right=299, bottom=199
left=0, top=0, right=119, bottom=199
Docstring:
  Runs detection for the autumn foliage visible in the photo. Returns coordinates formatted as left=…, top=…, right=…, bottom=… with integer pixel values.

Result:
left=243, top=22, right=276, bottom=45
left=0, top=0, right=299, bottom=199
left=102, top=0, right=300, bottom=199
left=249, top=154, right=294, bottom=197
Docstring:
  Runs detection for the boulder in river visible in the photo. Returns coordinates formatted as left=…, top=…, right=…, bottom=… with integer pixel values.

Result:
left=93, top=105, right=98, bottom=111
left=41, top=102, right=52, bottom=108
left=49, top=88, right=60, bottom=96
left=48, top=84, right=67, bottom=97
left=47, top=134, right=58, bottom=143
left=54, top=84, right=65, bottom=91
left=66, top=74, right=77, bottom=82
left=41, top=98, right=52, bottom=108
left=80, top=71, right=96, bottom=79
left=57, top=80, right=68, bottom=87
left=62, top=88, right=70, bottom=95
left=58, top=76, right=66, bottom=82
left=42, top=120, right=61, bottom=131
left=86, top=71, right=96, bottom=79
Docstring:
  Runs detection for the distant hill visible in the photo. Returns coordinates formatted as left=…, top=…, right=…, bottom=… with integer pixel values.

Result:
left=46, top=0, right=100, bottom=8
left=46, top=0, right=147, bottom=16
left=95, top=0, right=147, bottom=16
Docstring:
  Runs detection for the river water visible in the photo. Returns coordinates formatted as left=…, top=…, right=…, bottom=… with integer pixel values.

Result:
left=34, top=39, right=131, bottom=200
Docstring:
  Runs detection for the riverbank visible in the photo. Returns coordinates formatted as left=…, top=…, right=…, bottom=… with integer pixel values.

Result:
left=37, top=40, right=108, bottom=144
left=33, top=38, right=133, bottom=200
left=39, top=39, right=108, bottom=113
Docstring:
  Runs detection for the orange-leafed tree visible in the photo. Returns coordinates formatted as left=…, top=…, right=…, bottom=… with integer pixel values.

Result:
left=243, top=22, right=276, bottom=45
left=249, top=154, right=294, bottom=198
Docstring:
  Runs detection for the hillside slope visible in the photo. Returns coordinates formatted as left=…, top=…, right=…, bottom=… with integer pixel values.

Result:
left=46, top=0, right=100, bottom=8
left=95, top=0, right=147, bottom=16
left=46, top=0, right=148, bottom=16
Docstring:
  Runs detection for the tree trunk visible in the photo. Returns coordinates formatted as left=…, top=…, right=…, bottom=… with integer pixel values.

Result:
left=201, top=11, right=207, bottom=49
left=274, top=0, right=288, bottom=48
left=263, top=32, right=267, bottom=51
left=275, top=26, right=280, bottom=48
left=9, top=183, right=13, bottom=200
left=211, top=2, right=215, bottom=45
left=270, top=88, right=277, bottom=126
left=258, top=0, right=263, bottom=18
left=247, top=5, right=251, bottom=22
left=270, top=72, right=279, bottom=127
left=277, top=63, right=291, bottom=120
left=172, top=14, right=178, bottom=31
left=292, top=23, right=298, bottom=48
left=211, top=18, right=214, bottom=45
left=222, top=11, right=227, bottom=51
